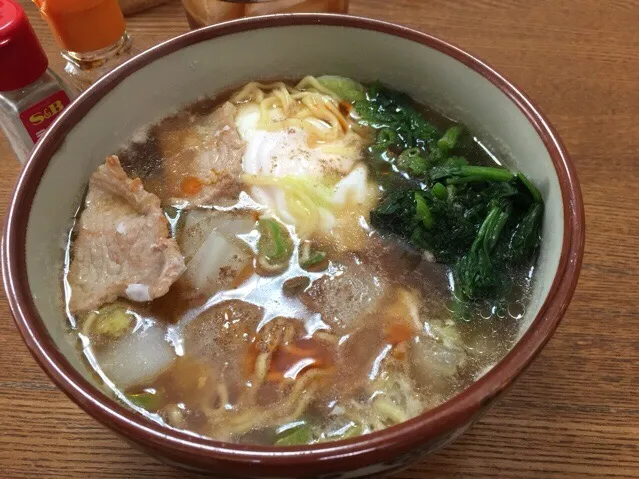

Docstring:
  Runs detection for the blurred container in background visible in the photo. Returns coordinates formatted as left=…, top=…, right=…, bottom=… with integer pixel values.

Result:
left=181, top=0, right=348, bottom=29
left=119, top=0, right=171, bottom=15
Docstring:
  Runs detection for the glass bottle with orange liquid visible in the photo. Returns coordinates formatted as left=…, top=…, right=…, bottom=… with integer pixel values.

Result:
left=182, top=0, right=349, bottom=29
left=33, top=0, right=139, bottom=91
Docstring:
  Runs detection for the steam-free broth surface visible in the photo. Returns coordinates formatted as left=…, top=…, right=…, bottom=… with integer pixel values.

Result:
left=63, top=77, right=542, bottom=445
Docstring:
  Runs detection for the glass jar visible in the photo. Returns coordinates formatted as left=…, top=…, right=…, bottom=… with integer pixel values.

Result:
left=34, top=0, right=139, bottom=92
left=181, top=0, right=349, bottom=29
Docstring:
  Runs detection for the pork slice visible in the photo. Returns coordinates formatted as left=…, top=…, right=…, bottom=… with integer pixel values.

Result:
left=162, top=102, right=246, bottom=206
left=301, top=255, right=389, bottom=333
left=68, top=156, right=186, bottom=313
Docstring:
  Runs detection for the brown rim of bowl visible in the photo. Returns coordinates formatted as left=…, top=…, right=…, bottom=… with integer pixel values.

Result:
left=2, top=13, right=584, bottom=475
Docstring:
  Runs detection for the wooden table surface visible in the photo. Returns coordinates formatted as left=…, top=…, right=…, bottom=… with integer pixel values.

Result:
left=1, top=0, right=638, bottom=478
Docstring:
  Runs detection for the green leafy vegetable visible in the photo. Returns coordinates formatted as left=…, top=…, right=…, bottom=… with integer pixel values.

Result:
left=437, top=126, right=463, bottom=152
left=371, top=175, right=543, bottom=303
left=354, top=84, right=477, bottom=173
left=516, top=172, right=543, bottom=203
left=321, top=422, right=363, bottom=442
left=258, top=218, right=293, bottom=266
left=354, top=82, right=545, bottom=311
left=299, top=241, right=327, bottom=270
left=338, top=423, right=363, bottom=440
left=127, top=390, right=161, bottom=411
left=317, top=75, right=366, bottom=102
left=275, top=422, right=313, bottom=446
left=431, top=182, right=448, bottom=200
left=430, top=165, right=514, bottom=184
left=244, top=174, right=335, bottom=209
left=372, top=128, right=399, bottom=154
left=397, top=148, right=428, bottom=176
left=507, top=202, right=544, bottom=263
left=92, top=304, right=135, bottom=339
left=301, top=251, right=327, bottom=269
left=414, top=192, right=434, bottom=228
left=371, top=189, right=478, bottom=263
left=427, top=146, right=447, bottom=166
left=455, top=201, right=511, bottom=300
left=354, top=82, right=441, bottom=151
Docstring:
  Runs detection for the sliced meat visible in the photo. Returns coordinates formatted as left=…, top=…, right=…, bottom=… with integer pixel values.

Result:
left=160, top=102, right=246, bottom=206
left=301, top=254, right=389, bottom=333
left=68, top=156, right=186, bottom=313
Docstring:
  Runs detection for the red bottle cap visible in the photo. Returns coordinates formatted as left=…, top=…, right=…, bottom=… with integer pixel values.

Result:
left=0, top=0, right=49, bottom=92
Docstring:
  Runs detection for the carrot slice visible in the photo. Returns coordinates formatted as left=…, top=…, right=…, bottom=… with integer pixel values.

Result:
left=180, top=176, right=203, bottom=196
left=385, top=323, right=413, bottom=345
left=283, top=344, right=315, bottom=357
left=266, top=371, right=286, bottom=382
left=243, top=342, right=259, bottom=377
left=339, top=100, right=353, bottom=115
left=232, top=262, right=255, bottom=289
left=265, top=337, right=335, bottom=382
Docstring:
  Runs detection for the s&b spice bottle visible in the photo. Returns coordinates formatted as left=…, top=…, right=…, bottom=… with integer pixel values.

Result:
left=0, top=0, right=74, bottom=164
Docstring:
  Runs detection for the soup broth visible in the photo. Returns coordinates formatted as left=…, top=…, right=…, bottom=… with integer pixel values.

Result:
left=63, top=77, right=541, bottom=445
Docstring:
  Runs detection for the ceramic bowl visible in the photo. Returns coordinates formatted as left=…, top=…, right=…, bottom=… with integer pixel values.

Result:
left=2, top=14, right=584, bottom=479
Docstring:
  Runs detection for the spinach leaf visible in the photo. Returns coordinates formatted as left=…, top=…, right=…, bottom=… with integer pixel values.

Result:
left=355, top=82, right=441, bottom=151
left=357, top=83, right=545, bottom=309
